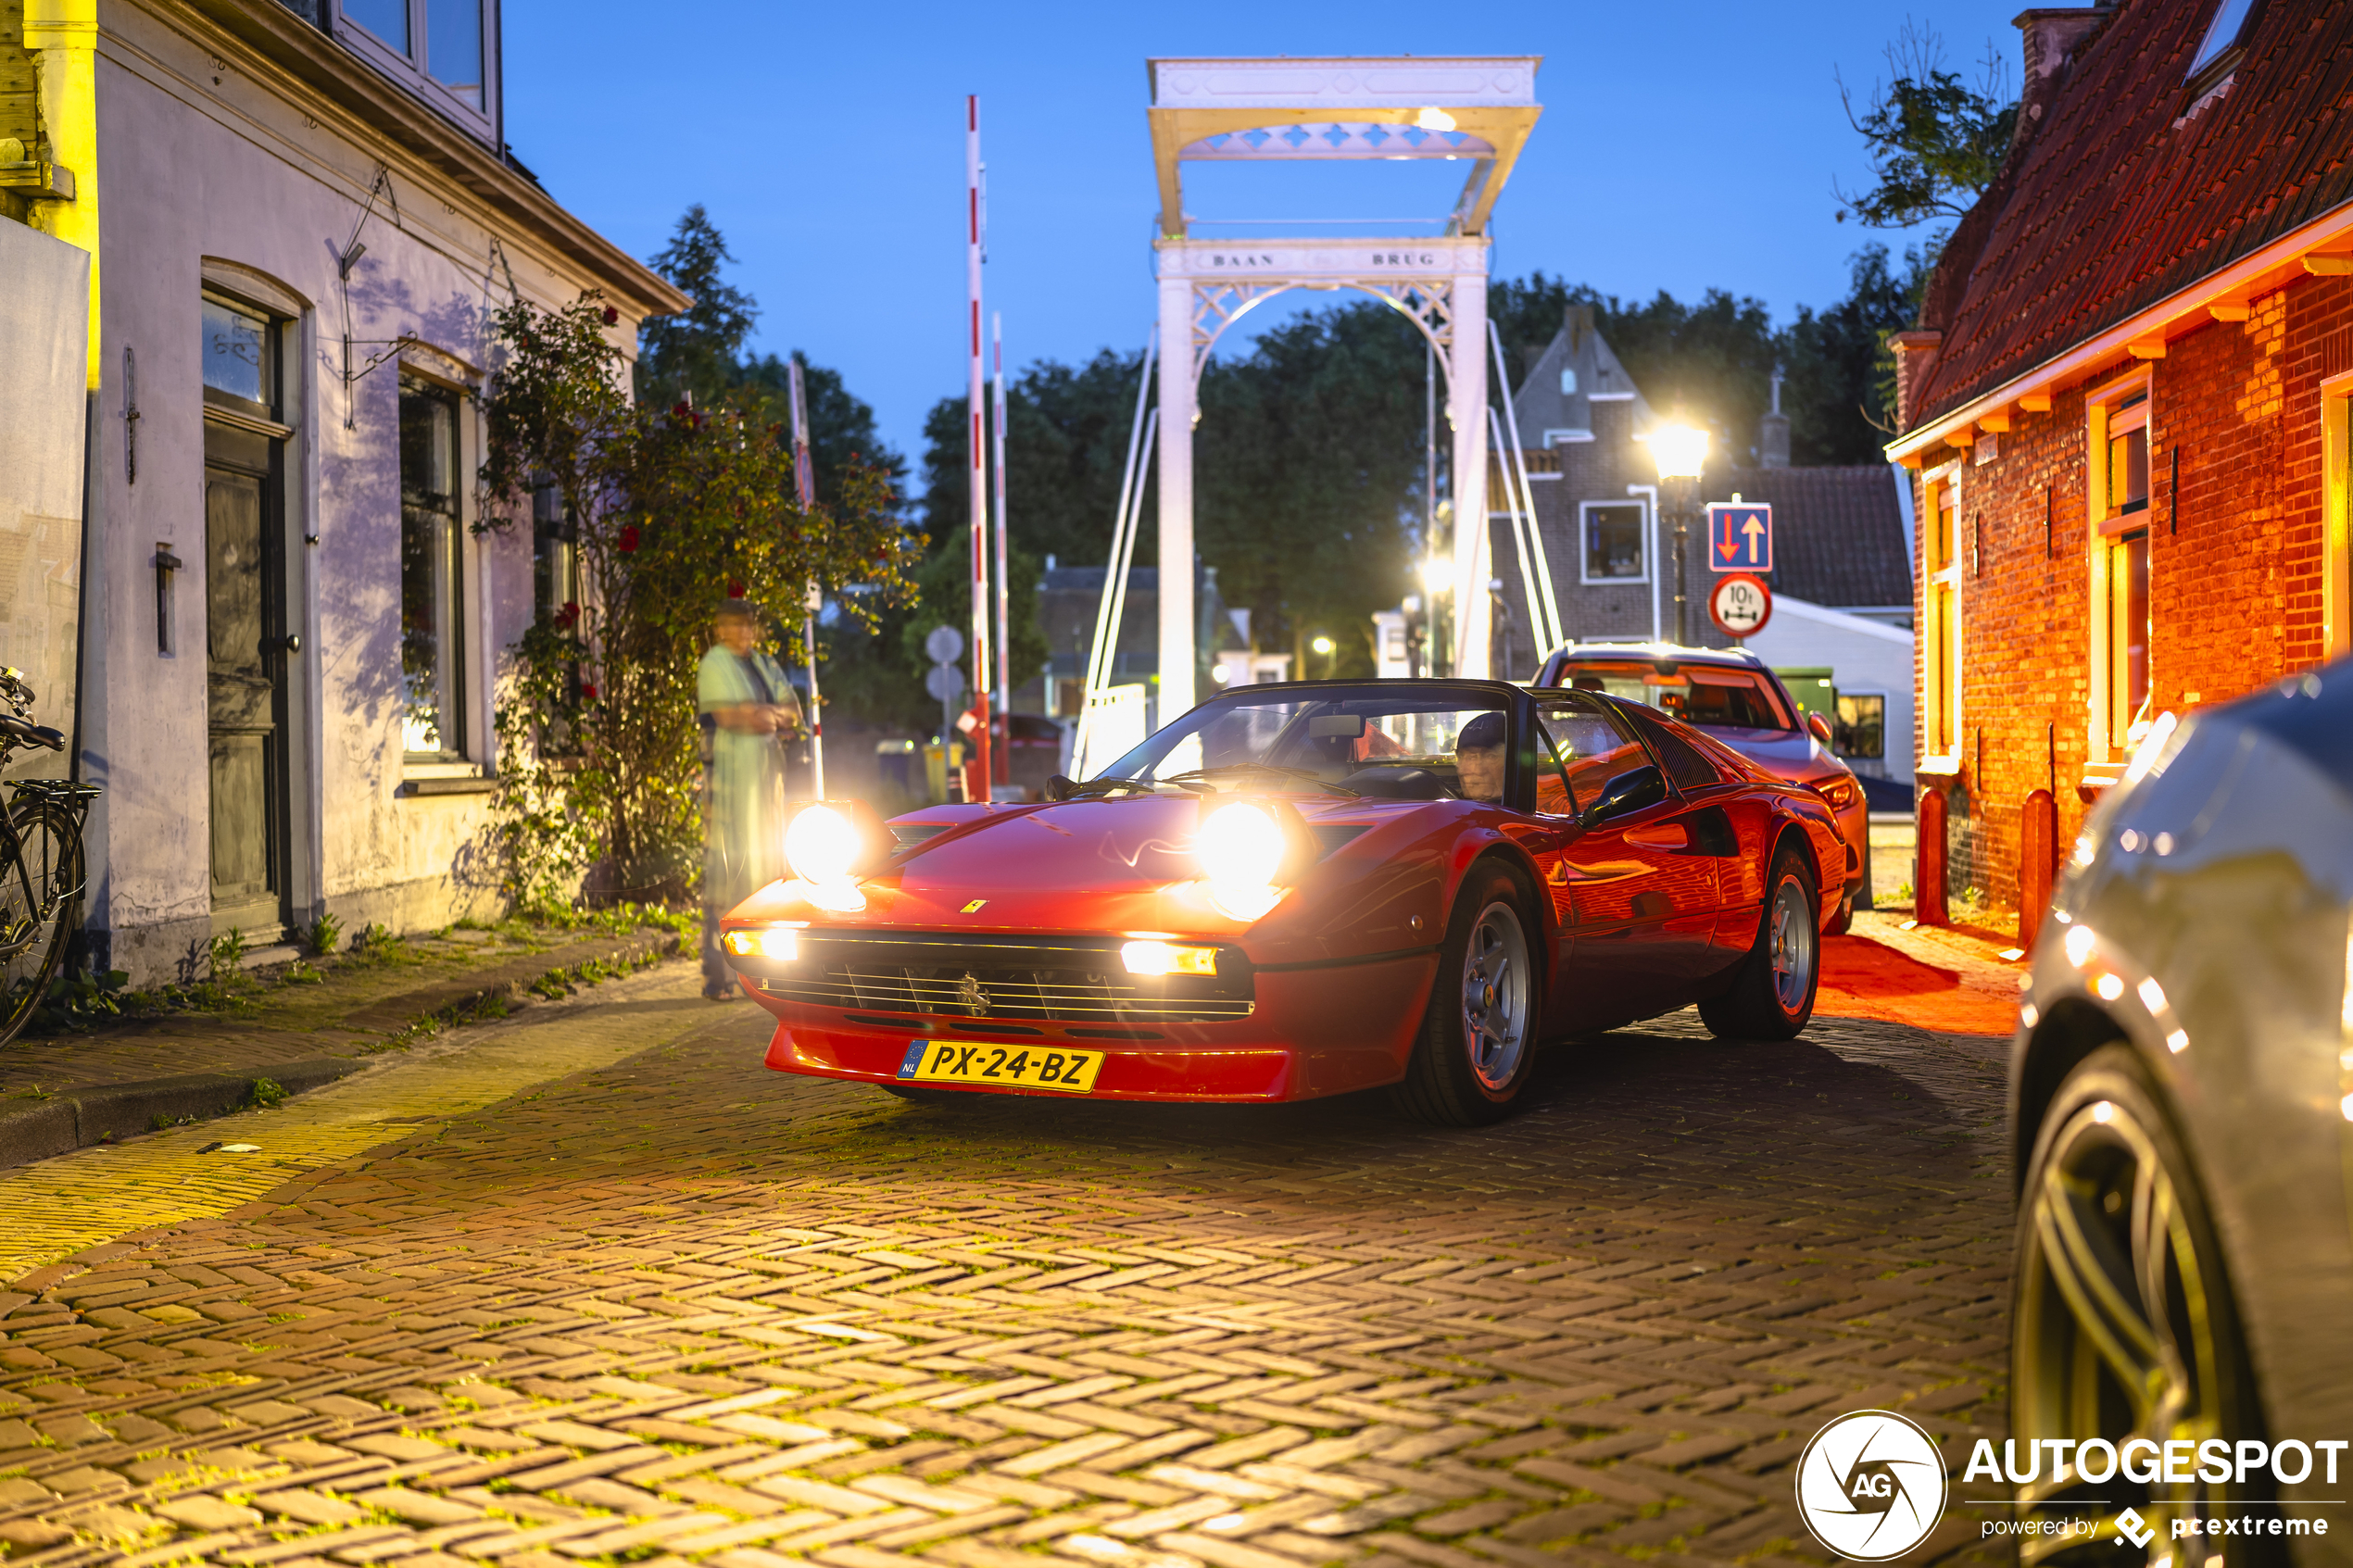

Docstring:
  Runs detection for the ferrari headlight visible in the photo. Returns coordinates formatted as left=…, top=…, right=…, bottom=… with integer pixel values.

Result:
left=786, top=805, right=861, bottom=885
left=1121, top=940, right=1218, bottom=977
left=724, top=927, right=800, bottom=960
left=1198, top=802, right=1285, bottom=889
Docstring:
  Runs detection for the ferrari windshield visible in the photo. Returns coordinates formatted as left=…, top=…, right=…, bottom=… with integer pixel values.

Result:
left=1554, top=659, right=1793, bottom=732
left=1090, top=685, right=1511, bottom=801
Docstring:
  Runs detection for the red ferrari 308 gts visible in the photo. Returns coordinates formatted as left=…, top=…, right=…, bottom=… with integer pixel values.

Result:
left=719, top=679, right=1850, bottom=1124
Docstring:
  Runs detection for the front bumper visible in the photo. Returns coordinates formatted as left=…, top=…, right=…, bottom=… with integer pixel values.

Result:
left=731, top=942, right=1440, bottom=1102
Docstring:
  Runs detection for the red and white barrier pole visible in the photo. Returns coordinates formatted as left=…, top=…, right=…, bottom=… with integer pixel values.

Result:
left=964, top=94, right=992, bottom=798
left=786, top=356, right=824, bottom=797
left=992, top=312, right=1011, bottom=780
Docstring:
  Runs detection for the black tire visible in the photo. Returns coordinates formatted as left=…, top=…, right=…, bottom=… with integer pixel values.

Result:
left=1698, top=839, right=1818, bottom=1040
left=2010, top=1045, right=2274, bottom=1564
left=1392, top=862, right=1540, bottom=1126
left=0, top=798, right=82, bottom=1045
left=1825, top=890, right=1854, bottom=936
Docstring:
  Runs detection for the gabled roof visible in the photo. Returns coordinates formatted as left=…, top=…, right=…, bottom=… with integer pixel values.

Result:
left=1910, top=0, right=2353, bottom=428
left=1707, top=467, right=1914, bottom=610
left=1511, top=306, right=1654, bottom=447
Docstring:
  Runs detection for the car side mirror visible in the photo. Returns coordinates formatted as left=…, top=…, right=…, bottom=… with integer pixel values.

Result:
left=1808, top=712, right=1834, bottom=745
left=1045, top=774, right=1076, bottom=802
left=1578, top=764, right=1667, bottom=828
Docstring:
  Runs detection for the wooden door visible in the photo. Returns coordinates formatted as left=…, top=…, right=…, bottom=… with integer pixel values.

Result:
left=205, top=428, right=287, bottom=935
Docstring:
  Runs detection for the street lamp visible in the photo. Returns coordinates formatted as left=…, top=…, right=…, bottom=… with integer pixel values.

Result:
left=1649, top=422, right=1708, bottom=645
left=1310, top=633, right=1336, bottom=679
left=1419, top=557, right=1452, bottom=678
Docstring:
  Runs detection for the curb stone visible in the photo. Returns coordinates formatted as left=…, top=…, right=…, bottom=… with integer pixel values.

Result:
left=0, top=1057, right=368, bottom=1168
left=0, top=930, right=685, bottom=1170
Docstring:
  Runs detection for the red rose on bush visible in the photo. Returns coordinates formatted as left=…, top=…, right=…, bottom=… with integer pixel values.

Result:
left=580, top=683, right=598, bottom=700
left=601, top=306, right=619, bottom=326
left=617, top=525, right=639, bottom=553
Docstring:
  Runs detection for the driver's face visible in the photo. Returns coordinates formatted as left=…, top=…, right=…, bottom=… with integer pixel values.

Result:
left=1456, top=744, right=1505, bottom=803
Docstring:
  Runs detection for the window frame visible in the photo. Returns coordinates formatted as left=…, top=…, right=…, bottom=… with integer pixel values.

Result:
left=398, top=372, right=470, bottom=764
left=2085, top=368, right=2156, bottom=764
left=1919, top=460, right=1964, bottom=774
left=2322, top=369, right=2353, bottom=660
left=2185, top=0, right=2262, bottom=102
left=331, top=0, right=499, bottom=146
left=1578, top=498, right=1651, bottom=585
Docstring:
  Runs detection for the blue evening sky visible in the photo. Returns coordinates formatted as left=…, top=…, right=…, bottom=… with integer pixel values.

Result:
left=503, top=1, right=2039, bottom=470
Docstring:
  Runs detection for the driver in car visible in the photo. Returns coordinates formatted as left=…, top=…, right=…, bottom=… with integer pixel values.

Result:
left=1453, top=712, right=1506, bottom=802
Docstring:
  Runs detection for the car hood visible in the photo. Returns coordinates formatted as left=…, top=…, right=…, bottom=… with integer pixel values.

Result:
left=733, top=794, right=1439, bottom=943
left=1702, top=725, right=1849, bottom=785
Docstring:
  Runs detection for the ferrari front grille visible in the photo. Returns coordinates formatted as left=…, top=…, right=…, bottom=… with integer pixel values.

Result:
left=746, top=932, right=1255, bottom=1025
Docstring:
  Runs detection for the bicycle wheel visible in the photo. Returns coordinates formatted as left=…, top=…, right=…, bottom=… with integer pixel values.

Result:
left=0, top=797, right=84, bottom=1043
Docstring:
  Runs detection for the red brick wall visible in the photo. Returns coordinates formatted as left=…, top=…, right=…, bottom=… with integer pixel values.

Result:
left=1910, top=272, right=2345, bottom=915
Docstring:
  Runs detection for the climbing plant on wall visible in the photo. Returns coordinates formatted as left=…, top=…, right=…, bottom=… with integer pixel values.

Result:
left=479, top=295, right=914, bottom=910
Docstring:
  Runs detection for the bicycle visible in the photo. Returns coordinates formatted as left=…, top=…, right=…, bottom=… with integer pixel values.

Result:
left=0, top=669, right=98, bottom=1045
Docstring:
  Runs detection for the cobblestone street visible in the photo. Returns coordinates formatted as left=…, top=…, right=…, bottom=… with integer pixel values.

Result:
left=0, top=966, right=2014, bottom=1568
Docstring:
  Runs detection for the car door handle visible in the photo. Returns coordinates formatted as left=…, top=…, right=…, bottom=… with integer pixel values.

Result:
left=1623, top=822, right=1691, bottom=850
left=1556, top=859, right=1648, bottom=884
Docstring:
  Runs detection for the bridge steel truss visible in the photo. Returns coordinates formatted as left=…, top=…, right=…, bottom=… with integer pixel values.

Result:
left=1144, top=56, right=1541, bottom=711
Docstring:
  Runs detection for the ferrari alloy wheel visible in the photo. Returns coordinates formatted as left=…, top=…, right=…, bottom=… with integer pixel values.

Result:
left=1395, top=863, right=1539, bottom=1126
left=2010, top=1046, right=2270, bottom=1567
left=1698, top=842, right=1818, bottom=1040
left=1457, top=901, right=1531, bottom=1092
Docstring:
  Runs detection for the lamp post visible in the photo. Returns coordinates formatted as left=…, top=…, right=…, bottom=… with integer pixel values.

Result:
left=1310, top=634, right=1336, bottom=679
left=1649, top=423, right=1708, bottom=646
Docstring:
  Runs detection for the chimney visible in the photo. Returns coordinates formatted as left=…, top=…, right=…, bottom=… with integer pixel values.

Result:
left=2011, top=7, right=2110, bottom=156
left=1759, top=367, right=1790, bottom=469
left=1889, top=331, right=1944, bottom=433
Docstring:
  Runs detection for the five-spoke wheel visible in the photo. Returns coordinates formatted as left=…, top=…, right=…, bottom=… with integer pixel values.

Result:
left=2011, top=1045, right=2268, bottom=1565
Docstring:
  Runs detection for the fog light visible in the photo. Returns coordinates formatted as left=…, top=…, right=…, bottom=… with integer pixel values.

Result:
left=1121, top=940, right=1217, bottom=977
left=723, top=927, right=800, bottom=960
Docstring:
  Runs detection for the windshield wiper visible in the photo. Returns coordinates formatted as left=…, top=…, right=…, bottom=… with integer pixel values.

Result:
left=1158, top=764, right=1360, bottom=797
left=1048, top=773, right=1156, bottom=799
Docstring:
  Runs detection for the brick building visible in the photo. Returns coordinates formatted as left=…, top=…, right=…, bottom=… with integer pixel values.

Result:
left=1886, top=0, right=2353, bottom=921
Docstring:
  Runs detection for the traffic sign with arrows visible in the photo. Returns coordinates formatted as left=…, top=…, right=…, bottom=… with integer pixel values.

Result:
left=1706, top=503, right=1772, bottom=573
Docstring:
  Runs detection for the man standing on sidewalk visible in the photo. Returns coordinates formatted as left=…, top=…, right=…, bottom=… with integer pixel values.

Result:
left=698, top=600, right=800, bottom=999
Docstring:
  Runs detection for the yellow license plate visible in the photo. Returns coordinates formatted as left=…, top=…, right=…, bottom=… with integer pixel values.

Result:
left=897, top=1039, right=1104, bottom=1093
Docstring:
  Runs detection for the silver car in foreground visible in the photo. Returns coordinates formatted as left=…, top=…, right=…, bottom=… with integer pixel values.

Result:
left=2010, top=661, right=2353, bottom=1562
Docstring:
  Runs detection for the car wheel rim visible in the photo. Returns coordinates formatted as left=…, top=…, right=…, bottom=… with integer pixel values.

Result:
left=1458, top=900, right=1529, bottom=1092
left=2013, top=1092, right=2236, bottom=1562
left=1768, top=875, right=1815, bottom=1013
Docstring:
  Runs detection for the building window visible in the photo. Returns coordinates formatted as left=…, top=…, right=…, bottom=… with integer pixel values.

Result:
left=333, top=0, right=496, bottom=140
left=2108, top=527, right=2151, bottom=749
left=1580, top=500, right=1648, bottom=583
left=1835, top=694, right=1886, bottom=760
left=2086, top=375, right=2155, bottom=762
left=399, top=377, right=465, bottom=759
left=2188, top=0, right=2259, bottom=89
left=1923, top=472, right=1961, bottom=760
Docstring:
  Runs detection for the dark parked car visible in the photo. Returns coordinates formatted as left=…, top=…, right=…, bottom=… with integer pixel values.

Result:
left=2010, top=661, right=2353, bottom=1554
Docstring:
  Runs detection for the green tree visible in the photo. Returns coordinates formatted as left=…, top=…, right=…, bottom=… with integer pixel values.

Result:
left=635, top=204, right=759, bottom=409
left=1834, top=21, right=2018, bottom=231
left=1194, top=304, right=1425, bottom=674
left=1781, top=242, right=1937, bottom=457
left=737, top=351, right=908, bottom=503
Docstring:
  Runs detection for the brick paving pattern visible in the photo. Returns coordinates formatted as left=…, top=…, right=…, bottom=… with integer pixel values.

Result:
left=0, top=998, right=2013, bottom=1568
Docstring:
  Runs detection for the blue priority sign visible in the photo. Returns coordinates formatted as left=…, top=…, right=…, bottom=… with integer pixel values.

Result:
left=1706, top=503, right=1773, bottom=573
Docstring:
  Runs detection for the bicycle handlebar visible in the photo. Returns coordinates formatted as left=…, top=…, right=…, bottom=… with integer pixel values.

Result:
left=0, top=714, right=65, bottom=751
